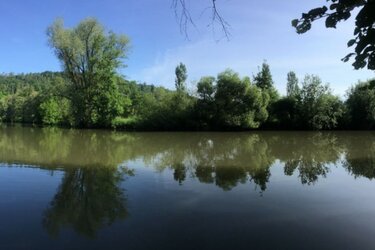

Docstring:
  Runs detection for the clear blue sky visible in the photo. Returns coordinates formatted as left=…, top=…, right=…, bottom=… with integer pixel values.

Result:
left=0, top=0, right=373, bottom=96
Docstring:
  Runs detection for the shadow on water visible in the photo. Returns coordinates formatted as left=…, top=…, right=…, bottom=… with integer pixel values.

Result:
left=1, top=126, right=375, bottom=237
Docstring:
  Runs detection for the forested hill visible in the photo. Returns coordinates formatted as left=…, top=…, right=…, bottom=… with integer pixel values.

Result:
left=0, top=72, right=158, bottom=96
left=0, top=72, right=64, bottom=94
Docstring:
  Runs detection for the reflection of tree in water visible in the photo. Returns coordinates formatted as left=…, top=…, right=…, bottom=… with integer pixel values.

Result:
left=194, top=165, right=270, bottom=192
left=276, top=133, right=343, bottom=185
left=0, top=127, right=340, bottom=190
left=2, top=126, right=375, bottom=194
left=249, top=167, right=271, bottom=192
left=165, top=132, right=348, bottom=190
left=343, top=133, right=375, bottom=180
left=214, top=167, right=247, bottom=191
left=173, top=163, right=187, bottom=184
left=284, top=160, right=330, bottom=185
left=194, top=165, right=248, bottom=191
left=345, top=158, right=375, bottom=179
left=161, top=134, right=274, bottom=192
left=43, top=166, right=133, bottom=238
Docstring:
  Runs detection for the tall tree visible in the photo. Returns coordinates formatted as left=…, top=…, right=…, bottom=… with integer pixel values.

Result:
left=253, top=62, right=274, bottom=90
left=286, top=71, right=300, bottom=97
left=195, top=76, right=216, bottom=128
left=47, top=18, right=130, bottom=127
left=292, top=1, right=375, bottom=70
left=175, top=63, right=187, bottom=93
left=253, top=62, right=279, bottom=112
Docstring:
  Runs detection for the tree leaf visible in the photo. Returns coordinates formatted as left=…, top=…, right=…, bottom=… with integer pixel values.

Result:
left=347, top=39, right=356, bottom=47
left=291, top=19, right=299, bottom=27
left=325, top=15, right=338, bottom=28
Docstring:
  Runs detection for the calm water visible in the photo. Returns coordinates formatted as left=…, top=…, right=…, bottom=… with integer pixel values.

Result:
left=1, top=126, right=375, bottom=250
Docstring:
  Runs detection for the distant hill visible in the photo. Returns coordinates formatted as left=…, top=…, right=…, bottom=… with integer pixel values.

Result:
left=0, top=71, right=166, bottom=96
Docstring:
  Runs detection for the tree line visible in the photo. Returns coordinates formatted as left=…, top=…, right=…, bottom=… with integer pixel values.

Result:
left=0, top=18, right=374, bottom=130
left=1, top=65, right=373, bottom=130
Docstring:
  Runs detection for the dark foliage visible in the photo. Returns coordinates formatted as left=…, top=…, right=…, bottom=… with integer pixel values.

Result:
left=292, top=0, right=375, bottom=70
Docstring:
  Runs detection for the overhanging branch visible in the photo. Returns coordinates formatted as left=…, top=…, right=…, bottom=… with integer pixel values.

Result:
left=172, top=0, right=230, bottom=40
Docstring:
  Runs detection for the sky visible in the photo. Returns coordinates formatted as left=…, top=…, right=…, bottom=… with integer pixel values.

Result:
left=0, top=0, right=373, bottom=96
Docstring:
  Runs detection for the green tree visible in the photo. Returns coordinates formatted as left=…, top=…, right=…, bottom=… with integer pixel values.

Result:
left=298, top=75, right=344, bottom=130
left=132, top=86, right=194, bottom=130
left=214, top=70, right=269, bottom=129
left=39, top=98, right=62, bottom=125
left=271, top=97, right=299, bottom=129
left=0, top=95, right=22, bottom=123
left=175, top=62, right=187, bottom=93
left=313, top=94, right=345, bottom=130
left=197, top=76, right=215, bottom=102
left=253, top=62, right=279, bottom=105
left=292, top=1, right=375, bottom=69
left=253, top=62, right=279, bottom=127
left=195, top=76, right=216, bottom=129
left=253, top=62, right=274, bottom=90
left=270, top=72, right=300, bottom=129
left=0, top=88, right=41, bottom=124
left=286, top=71, right=300, bottom=97
left=47, top=18, right=130, bottom=127
left=346, top=80, right=375, bottom=129
left=39, top=97, right=71, bottom=126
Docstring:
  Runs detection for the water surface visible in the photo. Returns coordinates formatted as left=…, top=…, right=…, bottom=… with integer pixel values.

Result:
left=1, top=126, right=375, bottom=249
